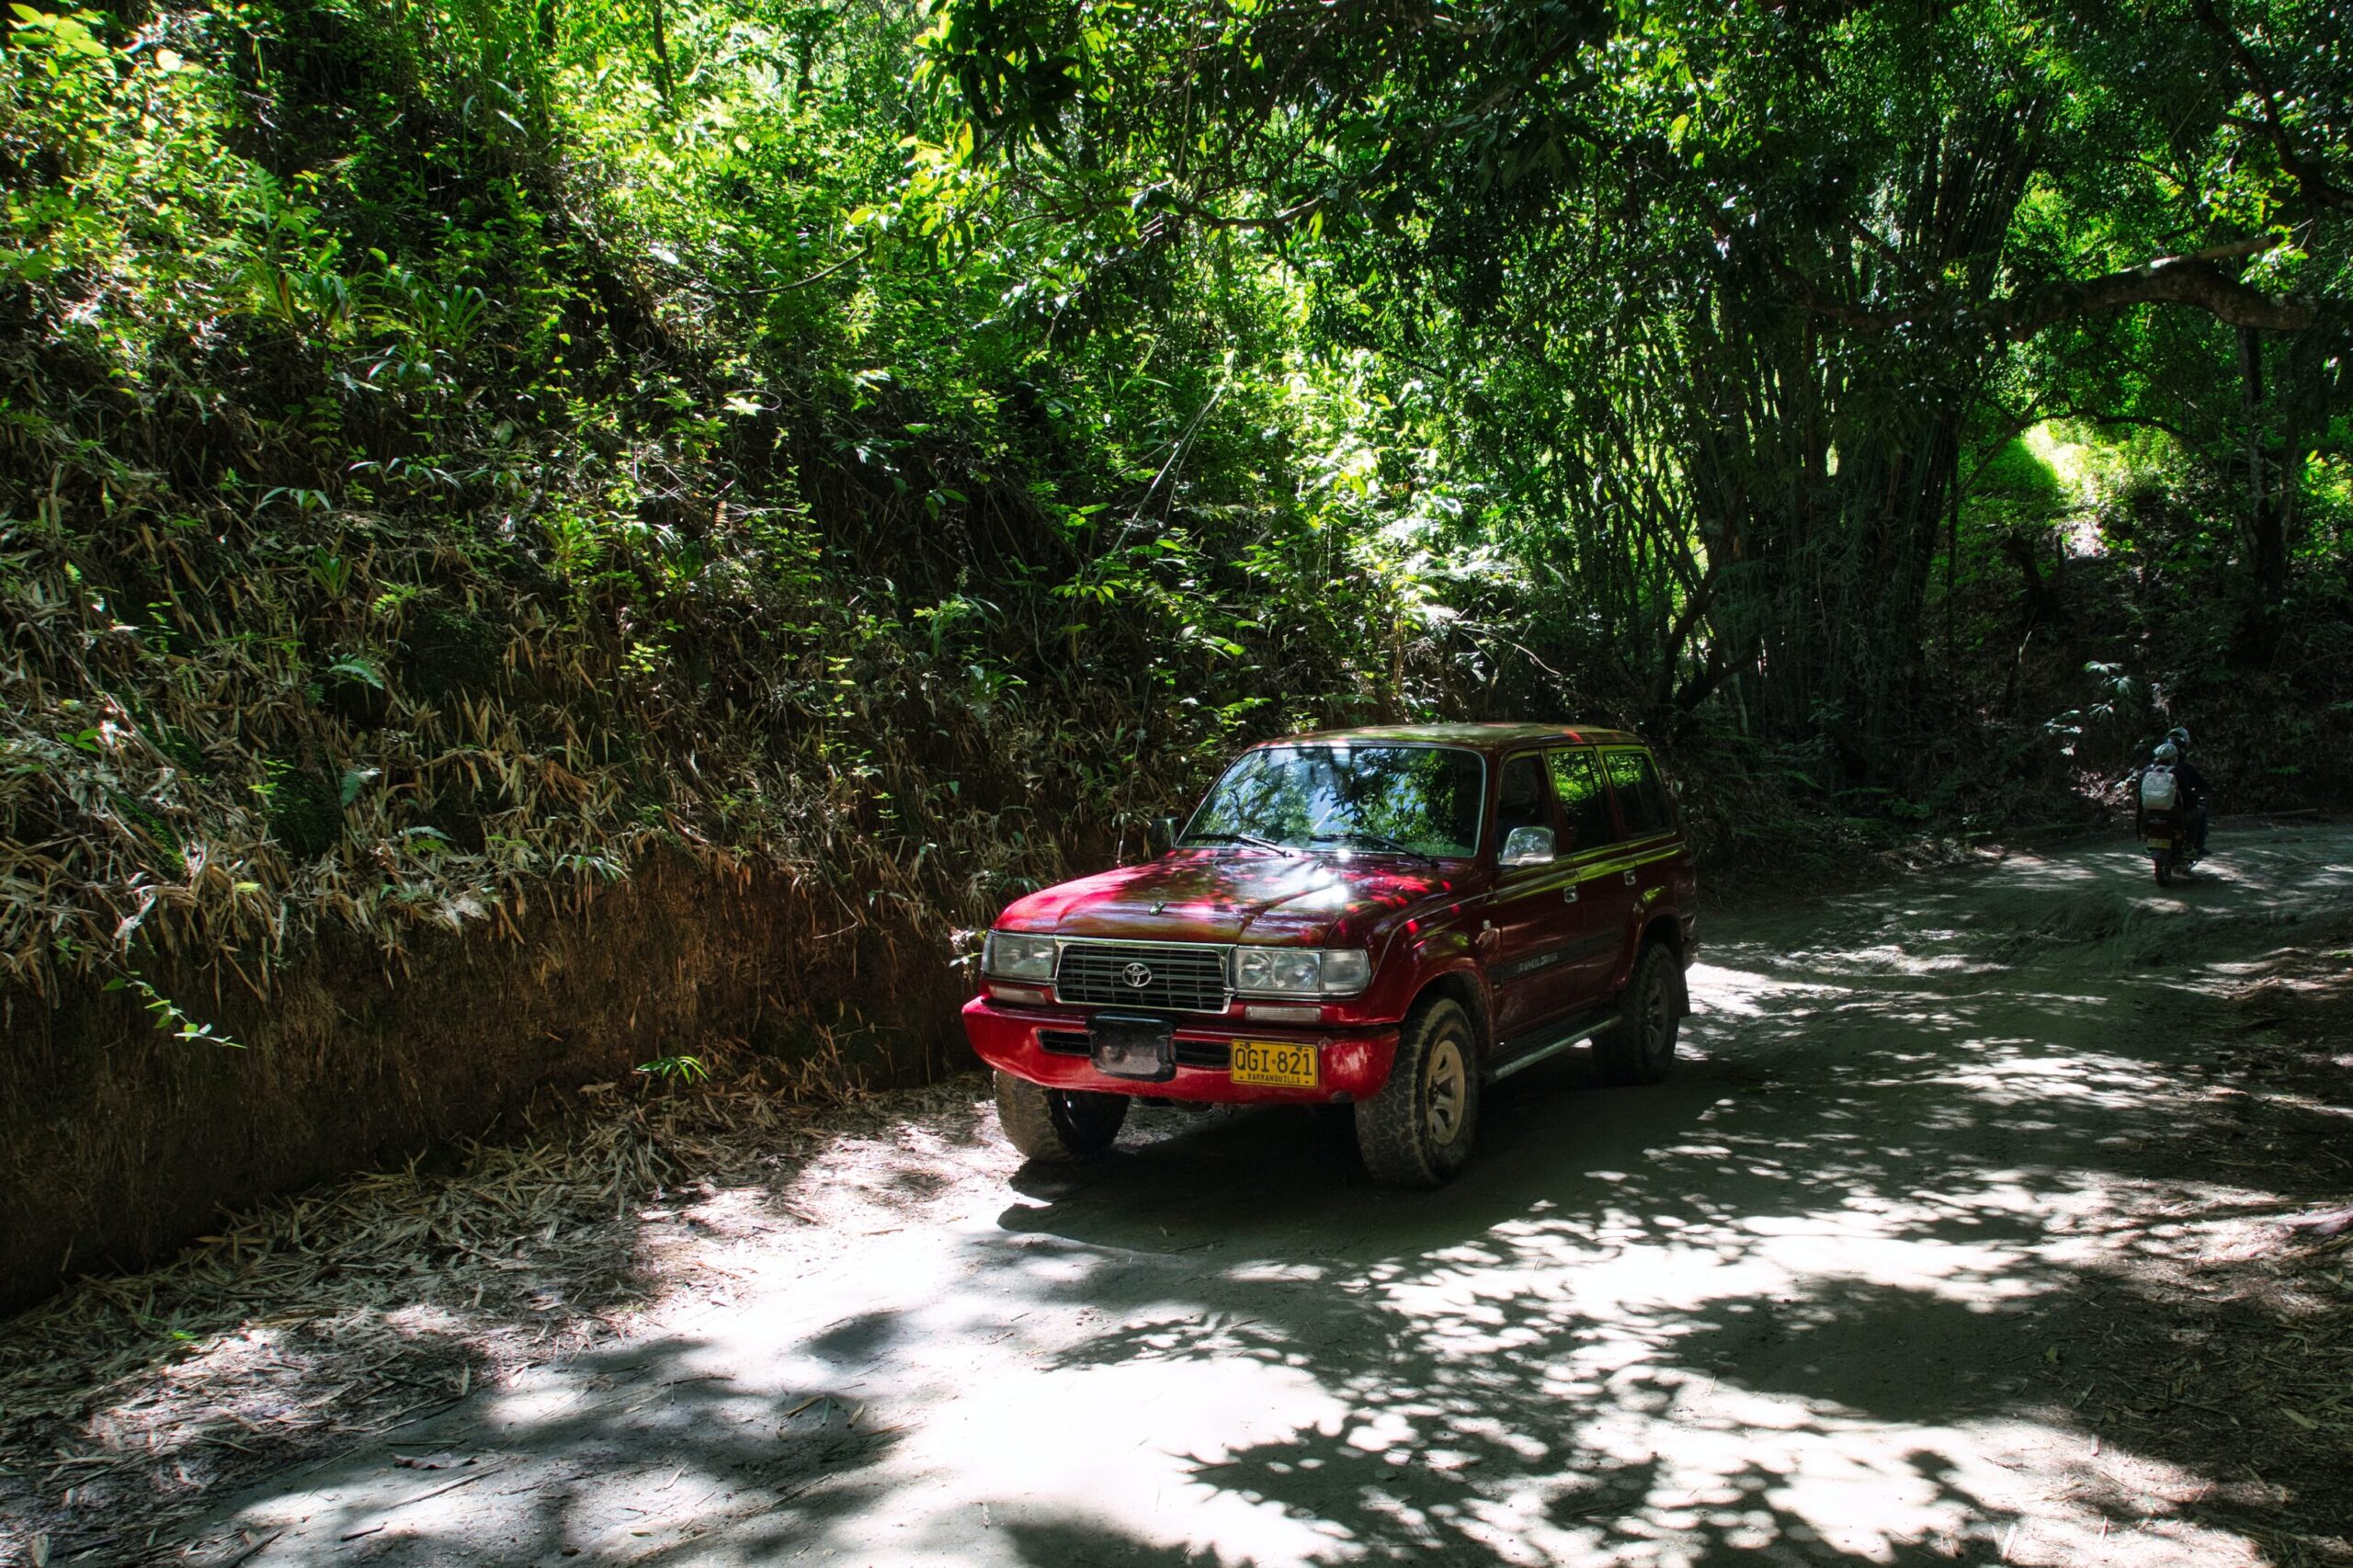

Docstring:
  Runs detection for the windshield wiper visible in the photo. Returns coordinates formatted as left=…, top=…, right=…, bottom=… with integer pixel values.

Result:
left=1181, top=831, right=1297, bottom=856
left=1311, top=831, right=1439, bottom=866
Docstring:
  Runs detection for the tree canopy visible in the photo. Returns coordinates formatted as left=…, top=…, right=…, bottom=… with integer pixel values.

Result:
left=2, top=0, right=2347, bottom=995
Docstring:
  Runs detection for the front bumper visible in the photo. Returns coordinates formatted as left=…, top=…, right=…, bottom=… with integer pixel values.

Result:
left=961, top=996, right=1401, bottom=1105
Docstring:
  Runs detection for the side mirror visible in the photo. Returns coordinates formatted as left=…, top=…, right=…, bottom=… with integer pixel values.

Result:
left=1146, top=815, right=1180, bottom=856
left=1499, top=824, right=1556, bottom=867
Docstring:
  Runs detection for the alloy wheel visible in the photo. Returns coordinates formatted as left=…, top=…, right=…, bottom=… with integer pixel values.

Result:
left=1643, top=972, right=1672, bottom=1060
left=1425, top=1034, right=1468, bottom=1145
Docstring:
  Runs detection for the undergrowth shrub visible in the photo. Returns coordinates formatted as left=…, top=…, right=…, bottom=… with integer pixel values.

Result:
left=0, top=0, right=1479, bottom=1006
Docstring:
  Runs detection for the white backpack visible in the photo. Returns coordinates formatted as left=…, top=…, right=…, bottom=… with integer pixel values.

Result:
left=2140, top=766, right=2177, bottom=812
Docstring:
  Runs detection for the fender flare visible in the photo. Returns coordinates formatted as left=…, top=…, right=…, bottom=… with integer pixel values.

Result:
left=1404, top=951, right=1493, bottom=1059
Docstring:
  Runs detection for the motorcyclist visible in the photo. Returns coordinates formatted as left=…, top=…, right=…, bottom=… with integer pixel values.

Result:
left=2143, top=727, right=2211, bottom=855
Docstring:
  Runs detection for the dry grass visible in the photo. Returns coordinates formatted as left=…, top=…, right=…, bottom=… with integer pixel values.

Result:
left=0, top=482, right=1107, bottom=1005
left=0, top=1063, right=999, bottom=1568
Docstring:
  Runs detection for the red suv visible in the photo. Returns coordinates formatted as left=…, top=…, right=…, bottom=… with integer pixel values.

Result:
left=961, top=724, right=1696, bottom=1186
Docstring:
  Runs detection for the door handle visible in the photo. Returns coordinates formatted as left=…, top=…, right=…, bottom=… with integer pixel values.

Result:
left=1563, top=884, right=1578, bottom=903
left=1623, top=870, right=1638, bottom=886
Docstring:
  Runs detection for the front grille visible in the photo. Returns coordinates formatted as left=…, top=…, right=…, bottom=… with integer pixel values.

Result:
left=1174, top=1040, right=1232, bottom=1070
left=1039, top=1028, right=1230, bottom=1071
left=1054, top=942, right=1230, bottom=1014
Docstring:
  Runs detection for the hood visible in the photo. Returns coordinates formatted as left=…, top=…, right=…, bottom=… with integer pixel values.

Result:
left=996, top=850, right=1467, bottom=946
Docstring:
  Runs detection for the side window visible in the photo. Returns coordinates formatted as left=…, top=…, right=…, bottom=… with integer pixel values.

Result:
left=1605, top=749, right=1674, bottom=839
left=1494, top=754, right=1552, bottom=846
left=1546, top=748, right=1620, bottom=854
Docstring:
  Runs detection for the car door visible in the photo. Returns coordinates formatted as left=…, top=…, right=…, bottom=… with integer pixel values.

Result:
left=1598, top=746, right=1679, bottom=988
left=1482, top=751, right=1587, bottom=1043
left=1545, top=745, right=1630, bottom=1009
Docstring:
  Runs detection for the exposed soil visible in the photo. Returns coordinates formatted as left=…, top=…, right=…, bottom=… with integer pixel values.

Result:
left=3, top=819, right=2349, bottom=1567
left=0, top=852, right=964, bottom=1315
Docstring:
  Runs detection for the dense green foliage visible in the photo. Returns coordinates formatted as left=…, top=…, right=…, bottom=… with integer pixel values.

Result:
left=3, top=0, right=2347, bottom=1001
left=924, top=0, right=2353, bottom=762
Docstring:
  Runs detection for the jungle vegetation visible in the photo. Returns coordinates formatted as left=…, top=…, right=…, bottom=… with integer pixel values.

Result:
left=3, top=0, right=2349, bottom=1002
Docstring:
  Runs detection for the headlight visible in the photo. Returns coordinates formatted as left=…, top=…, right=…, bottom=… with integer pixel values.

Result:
left=1230, top=946, right=1372, bottom=996
left=983, top=931, right=1057, bottom=983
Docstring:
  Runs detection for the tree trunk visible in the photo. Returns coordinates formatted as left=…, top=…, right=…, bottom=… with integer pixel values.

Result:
left=647, top=0, right=676, bottom=112
left=2238, top=325, right=2285, bottom=661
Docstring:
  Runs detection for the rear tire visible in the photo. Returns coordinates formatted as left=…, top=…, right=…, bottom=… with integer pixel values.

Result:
left=2154, top=858, right=2172, bottom=887
left=1356, top=997, right=1481, bottom=1188
left=1596, top=943, right=1680, bottom=1086
left=994, top=1071, right=1129, bottom=1163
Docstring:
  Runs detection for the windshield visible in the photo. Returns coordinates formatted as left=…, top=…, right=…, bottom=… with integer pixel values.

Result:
left=1183, top=745, right=1486, bottom=858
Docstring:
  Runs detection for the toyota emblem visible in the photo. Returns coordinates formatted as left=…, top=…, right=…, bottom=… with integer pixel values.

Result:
left=1121, top=961, right=1154, bottom=989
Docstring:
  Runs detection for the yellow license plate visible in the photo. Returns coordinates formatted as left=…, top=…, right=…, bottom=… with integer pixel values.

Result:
left=2146, top=836, right=2173, bottom=849
left=1231, top=1039, right=1319, bottom=1087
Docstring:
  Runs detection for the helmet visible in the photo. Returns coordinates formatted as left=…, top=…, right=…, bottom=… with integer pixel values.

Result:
left=2166, top=726, right=2191, bottom=751
left=2154, top=742, right=2179, bottom=765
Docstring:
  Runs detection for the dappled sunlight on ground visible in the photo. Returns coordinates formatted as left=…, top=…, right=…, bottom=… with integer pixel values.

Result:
left=1677, top=961, right=1833, bottom=1017
left=42, top=822, right=2353, bottom=1567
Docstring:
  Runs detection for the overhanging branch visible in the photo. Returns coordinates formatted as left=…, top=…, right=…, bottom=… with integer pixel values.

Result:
left=1999, top=247, right=2315, bottom=337
left=2193, top=0, right=2353, bottom=215
left=1782, top=233, right=2317, bottom=338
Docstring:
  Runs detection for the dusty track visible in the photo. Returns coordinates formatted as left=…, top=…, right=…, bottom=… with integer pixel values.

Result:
left=11, top=822, right=2353, bottom=1566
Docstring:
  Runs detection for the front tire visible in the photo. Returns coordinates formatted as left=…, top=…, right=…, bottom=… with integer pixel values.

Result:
left=1596, top=942, right=1681, bottom=1086
left=994, top=1071, right=1129, bottom=1163
left=1356, top=997, right=1481, bottom=1188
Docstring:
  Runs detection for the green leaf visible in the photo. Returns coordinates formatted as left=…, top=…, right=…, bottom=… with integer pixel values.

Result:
left=326, top=655, right=384, bottom=690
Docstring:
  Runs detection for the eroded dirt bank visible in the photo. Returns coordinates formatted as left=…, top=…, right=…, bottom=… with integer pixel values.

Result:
left=0, top=854, right=963, bottom=1315
left=6, top=822, right=2350, bottom=1567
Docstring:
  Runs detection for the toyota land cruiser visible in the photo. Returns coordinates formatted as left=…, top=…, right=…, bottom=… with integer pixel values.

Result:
left=961, top=723, right=1697, bottom=1187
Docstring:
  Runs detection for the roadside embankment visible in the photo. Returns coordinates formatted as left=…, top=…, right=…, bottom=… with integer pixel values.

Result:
left=0, top=856, right=962, bottom=1314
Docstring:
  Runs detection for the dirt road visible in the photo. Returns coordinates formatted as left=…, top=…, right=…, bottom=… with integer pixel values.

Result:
left=40, top=824, right=2353, bottom=1565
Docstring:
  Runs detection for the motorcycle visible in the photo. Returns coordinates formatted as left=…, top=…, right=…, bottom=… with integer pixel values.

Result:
left=2137, top=805, right=2200, bottom=886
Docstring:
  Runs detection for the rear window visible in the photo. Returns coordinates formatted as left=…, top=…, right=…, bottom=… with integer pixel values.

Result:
left=1546, top=747, right=1619, bottom=854
left=1604, top=749, right=1675, bottom=839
